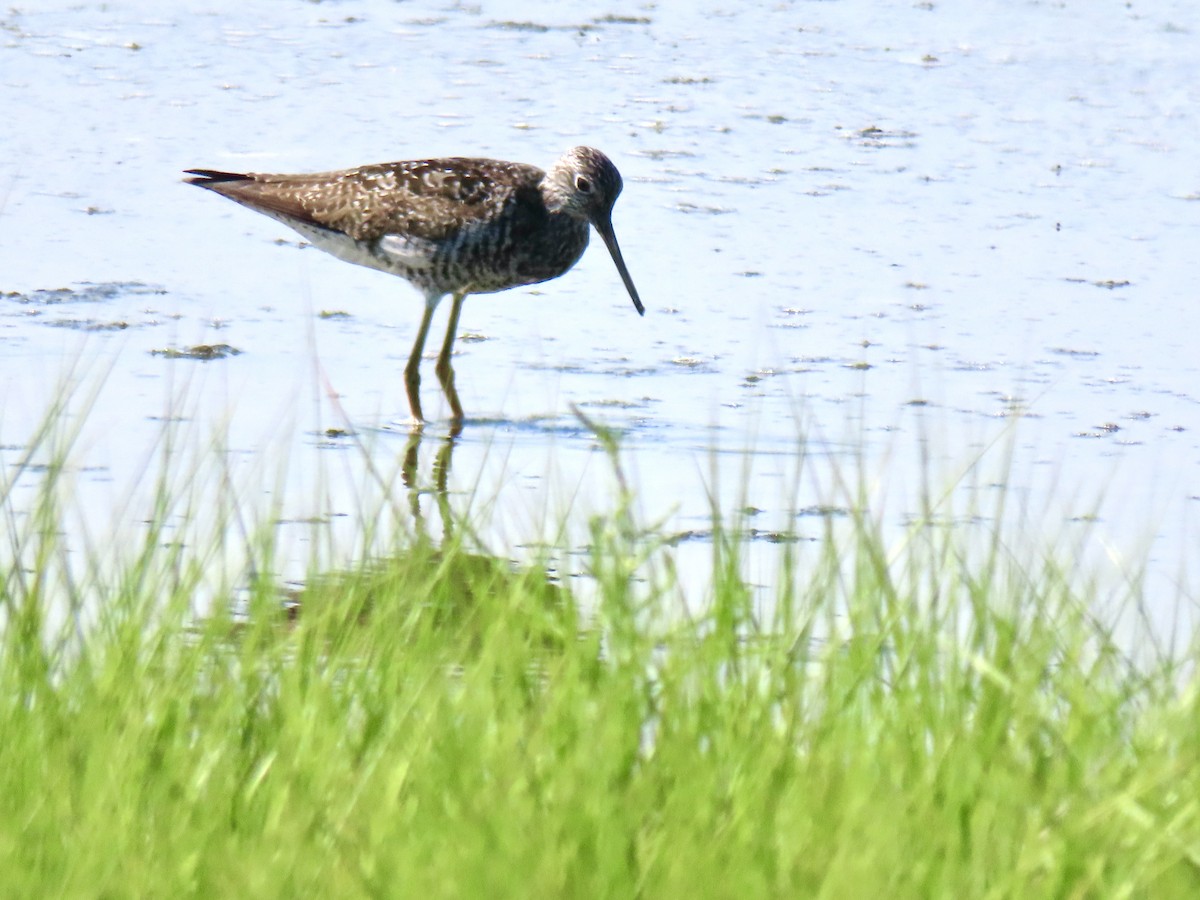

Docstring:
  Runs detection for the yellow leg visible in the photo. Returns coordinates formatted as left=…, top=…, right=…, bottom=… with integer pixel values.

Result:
left=435, top=292, right=467, bottom=426
left=404, top=295, right=441, bottom=425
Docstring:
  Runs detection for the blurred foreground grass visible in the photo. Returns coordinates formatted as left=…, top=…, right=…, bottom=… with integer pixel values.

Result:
left=0, top=400, right=1197, bottom=898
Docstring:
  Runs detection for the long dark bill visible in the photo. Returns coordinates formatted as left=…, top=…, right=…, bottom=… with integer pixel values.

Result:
left=593, top=215, right=646, bottom=316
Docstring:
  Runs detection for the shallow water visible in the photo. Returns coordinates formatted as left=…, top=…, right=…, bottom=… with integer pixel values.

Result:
left=3, top=1, right=1200, bottom=635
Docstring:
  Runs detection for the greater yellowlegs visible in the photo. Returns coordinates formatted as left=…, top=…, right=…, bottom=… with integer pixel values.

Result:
left=185, top=146, right=644, bottom=427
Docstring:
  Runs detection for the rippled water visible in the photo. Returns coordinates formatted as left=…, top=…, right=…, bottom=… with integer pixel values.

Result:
left=4, top=0, right=1199, bottom=632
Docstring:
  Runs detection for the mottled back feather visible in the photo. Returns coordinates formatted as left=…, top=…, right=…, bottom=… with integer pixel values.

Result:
left=186, top=159, right=546, bottom=244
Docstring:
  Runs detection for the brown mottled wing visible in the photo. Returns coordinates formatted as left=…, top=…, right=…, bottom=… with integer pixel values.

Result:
left=186, top=158, right=545, bottom=243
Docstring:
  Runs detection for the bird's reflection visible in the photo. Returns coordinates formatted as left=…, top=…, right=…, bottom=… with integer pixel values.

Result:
left=283, top=421, right=568, bottom=648
left=401, top=426, right=458, bottom=537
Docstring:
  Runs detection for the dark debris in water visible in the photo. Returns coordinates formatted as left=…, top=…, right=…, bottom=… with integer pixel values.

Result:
left=638, top=149, right=697, bottom=161
left=315, top=427, right=354, bottom=448
left=47, top=318, right=130, bottom=331
left=664, top=526, right=815, bottom=545
left=484, top=15, right=647, bottom=33
left=797, top=505, right=850, bottom=518
left=2, top=281, right=166, bottom=306
left=669, top=356, right=716, bottom=372
left=151, top=343, right=242, bottom=361
left=593, top=14, right=651, bottom=25
left=526, top=361, right=587, bottom=374
left=1074, top=423, right=1121, bottom=438
left=577, top=398, right=646, bottom=410
left=663, top=529, right=712, bottom=546
left=1062, top=277, right=1133, bottom=290
left=742, top=369, right=778, bottom=385
left=486, top=20, right=551, bottom=32
left=675, top=201, right=733, bottom=215
left=846, top=124, right=919, bottom=148
left=749, top=529, right=811, bottom=544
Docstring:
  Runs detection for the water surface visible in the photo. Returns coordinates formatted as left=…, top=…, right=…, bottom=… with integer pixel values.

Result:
left=3, top=0, right=1199, bottom=634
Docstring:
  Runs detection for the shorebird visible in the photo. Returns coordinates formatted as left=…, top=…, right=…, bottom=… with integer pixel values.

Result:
left=184, top=146, right=644, bottom=428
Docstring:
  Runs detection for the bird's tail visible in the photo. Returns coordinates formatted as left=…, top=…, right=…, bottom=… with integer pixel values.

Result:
left=183, top=169, right=251, bottom=187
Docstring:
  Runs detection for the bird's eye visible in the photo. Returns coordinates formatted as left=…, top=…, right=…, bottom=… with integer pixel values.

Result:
left=574, top=175, right=593, bottom=194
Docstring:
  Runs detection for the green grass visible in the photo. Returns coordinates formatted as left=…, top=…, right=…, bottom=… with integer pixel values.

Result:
left=1, top=401, right=1198, bottom=898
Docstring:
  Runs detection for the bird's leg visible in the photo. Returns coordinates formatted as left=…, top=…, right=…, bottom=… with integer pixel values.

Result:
left=404, top=295, right=441, bottom=426
left=435, top=292, right=467, bottom=426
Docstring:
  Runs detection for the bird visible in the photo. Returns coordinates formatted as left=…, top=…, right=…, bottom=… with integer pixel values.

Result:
left=184, top=146, right=645, bottom=428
